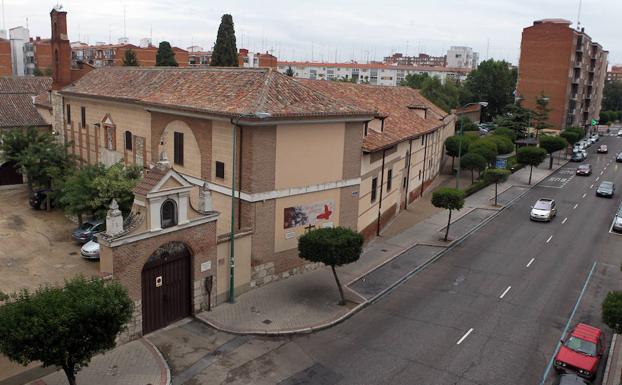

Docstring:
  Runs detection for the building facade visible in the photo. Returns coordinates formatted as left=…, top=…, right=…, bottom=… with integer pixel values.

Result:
left=9, top=26, right=29, bottom=76
left=446, top=46, right=479, bottom=69
left=24, top=37, right=52, bottom=75
left=277, top=61, right=471, bottom=85
left=383, top=53, right=447, bottom=67
left=0, top=38, right=11, bottom=76
left=71, top=42, right=189, bottom=68
left=607, top=66, right=622, bottom=82
left=516, top=19, right=608, bottom=130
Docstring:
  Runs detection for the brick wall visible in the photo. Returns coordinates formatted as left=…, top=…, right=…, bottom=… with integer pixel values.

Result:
left=0, top=39, right=12, bottom=76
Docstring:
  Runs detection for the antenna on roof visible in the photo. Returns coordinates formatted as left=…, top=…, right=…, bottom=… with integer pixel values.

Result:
left=1, top=0, right=5, bottom=36
left=576, top=0, right=583, bottom=28
left=123, top=4, right=127, bottom=40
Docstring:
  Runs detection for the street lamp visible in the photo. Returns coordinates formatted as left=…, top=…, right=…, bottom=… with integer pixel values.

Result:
left=228, top=111, right=271, bottom=303
left=456, top=102, right=488, bottom=189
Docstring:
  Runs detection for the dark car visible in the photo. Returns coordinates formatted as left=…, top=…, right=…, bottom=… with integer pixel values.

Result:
left=616, top=152, right=622, bottom=163
left=596, top=181, right=615, bottom=198
left=29, top=189, right=54, bottom=210
left=575, top=164, right=592, bottom=176
left=554, top=323, right=606, bottom=379
left=71, top=220, right=105, bottom=244
left=556, top=373, right=590, bottom=385
left=570, top=152, right=585, bottom=162
left=597, top=144, right=608, bottom=153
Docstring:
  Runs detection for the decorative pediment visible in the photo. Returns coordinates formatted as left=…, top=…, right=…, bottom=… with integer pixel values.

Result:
left=102, top=113, right=115, bottom=126
left=151, top=169, right=192, bottom=196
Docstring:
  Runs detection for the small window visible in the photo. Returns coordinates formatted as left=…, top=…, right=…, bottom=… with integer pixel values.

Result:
left=215, top=161, right=225, bottom=178
left=161, top=199, right=177, bottom=228
left=125, top=131, right=132, bottom=151
left=421, top=136, right=424, bottom=145
left=80, top=106, right=86, bottom=128
left=403, top=176, right=407, bottom=188
left=387, top=169, right=393, bottom=191
left=66, top=104, right=71, bottom=123
left=174, top=132, right=184, bottom=165
left=371, top=177, right=378, bottom=203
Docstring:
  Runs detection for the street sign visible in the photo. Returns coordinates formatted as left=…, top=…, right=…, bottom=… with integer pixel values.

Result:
left=591, top=119, right=598, bottom=126
left=496, top=158, right=507, bottom=169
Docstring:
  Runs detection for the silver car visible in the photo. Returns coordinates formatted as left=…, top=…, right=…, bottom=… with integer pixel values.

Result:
left=613, top=204, right=622, bottom=233
left=530, top=198, right=557, bottom=222
left=80, top=238, right=100, bottom=260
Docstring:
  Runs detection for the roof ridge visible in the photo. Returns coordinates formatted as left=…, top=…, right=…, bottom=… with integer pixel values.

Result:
left=252, top=67, right=273, bottom=114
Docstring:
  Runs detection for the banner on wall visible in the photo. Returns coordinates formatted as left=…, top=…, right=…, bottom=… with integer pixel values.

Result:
left=283, top=200, right=335, bottom=229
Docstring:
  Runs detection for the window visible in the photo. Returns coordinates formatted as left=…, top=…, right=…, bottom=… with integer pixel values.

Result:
left=215, top=161, right=225, bottom=178
left=421, top=136, right=425, bottom=145
left=125, top=131, right=132, bottom=151
left=387, top=169, right=393, bottom=191
left=80, top=106, right=86, bottom=128
left=173, top=132, right=184, bottom=165
left=66, top=104, right=71, bottom=123
left=371, top=177, right=378, bottom=203
left=161, top=199, right=177, bottom=228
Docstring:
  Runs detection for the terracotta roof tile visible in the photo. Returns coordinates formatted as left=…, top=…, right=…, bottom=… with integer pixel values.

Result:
left=61, top=67, right=374, bottom=119
left=133, top=166, right=169, bottom=196
left=0, top=94, right=49, bottom=128
left=34, top=90, right=52, bottom=109
left=0, top=77, right=52, bottom=94
left=298, top=80, right=450, bottom=152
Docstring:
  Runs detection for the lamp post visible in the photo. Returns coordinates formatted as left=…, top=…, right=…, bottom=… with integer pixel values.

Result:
left=456, top=102, right=488, bottom=189
left=228, top=111, right=271, bottom=303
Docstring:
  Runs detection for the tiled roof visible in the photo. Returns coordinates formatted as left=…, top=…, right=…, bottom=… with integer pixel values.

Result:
left=278, top=61, right=472, bottom=73
left=133, top=166, right=168, bottom=196
left=0, top=94, right=49, bottom=128
left=34, top=90, right=52, bottom=109
left=0, top=77, right=52, bottom=94
left=454, top=104, right=481, bottom=114
left=298, top=79, right=450, bottom=152
left=61, top=67, right=374, bottom=119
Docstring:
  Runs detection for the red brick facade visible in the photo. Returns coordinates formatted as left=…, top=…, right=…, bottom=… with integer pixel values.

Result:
left=0, top=39, right=12, bottom=76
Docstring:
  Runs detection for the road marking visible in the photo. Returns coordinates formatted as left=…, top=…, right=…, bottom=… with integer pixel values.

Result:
left=582, top=193, right=587, bottom=198
left=456, top=328, right=474, bottom=345
left=601, top=171, right=604, bottom=175
left=596, top=177, right=600, bottom=181
left=546, top=235, right=553, bottom=243
left=499, top=286, right=512, bottom=299
left=562, top=217, right=568, bottom=224
left=590, top=184, right=594, bottom=188
left=526, top=258, right=535, bottom=267
left=573, top=203, right=579, bottom=209
left=539, top=262, right=597, bottom=385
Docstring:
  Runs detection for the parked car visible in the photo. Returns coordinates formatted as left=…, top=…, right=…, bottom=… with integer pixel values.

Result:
left=556, top=373, right=590, bottom=385
left=575, top=164, right=592, bottom=176
left=588, top=136, right=597, bottom=144
left=554, top=323, right=606, bottom=379
left=530, top=198, right=557, bottom=222
left=570, top=152, right=585, bottom=162
left=617, top=130, right=622, bottom=137
left=616, top=152, right=622, bottom=163
left=29, top=189, right=54, bottom=210
left=613, top=203, right=622, bottom=232
left=591, top=135, right=599, bottom=142
left=596, top=181, right=615, bottom=198
left=597, top=144, right=608, bottom=153
left=80, top=237, right=100, bottom=260
left=71, top=219, right=105, bottom=244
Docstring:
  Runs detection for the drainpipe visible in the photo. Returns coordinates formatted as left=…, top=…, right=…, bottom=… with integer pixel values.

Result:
left=404, top=139, right=413, bottom=209
left=376, top=149, right=386, bottom=236
left=238, top=126, right=243, bottom=230
left=421, top=133, right=429, bottom=197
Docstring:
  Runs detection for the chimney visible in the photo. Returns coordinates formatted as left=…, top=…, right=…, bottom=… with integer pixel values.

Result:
left=50, top=8, right=72, bottom=90
left=105, top=199, right=124, bottom=237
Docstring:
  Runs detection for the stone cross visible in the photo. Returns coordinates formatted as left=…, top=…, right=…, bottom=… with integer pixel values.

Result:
left=106, top=198, right=124, bottom=237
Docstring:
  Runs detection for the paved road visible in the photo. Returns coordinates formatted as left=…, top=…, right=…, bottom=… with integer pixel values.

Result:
left=149, top=135, right=622, bottom=385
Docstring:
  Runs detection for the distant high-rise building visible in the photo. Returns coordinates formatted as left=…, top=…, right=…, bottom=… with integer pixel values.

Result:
left=516, top=19, right=608, bottom=130
left=383, top=53, right=446, bottom=67
left=446, top=46, right=478, bottom=69
left=607, top=66, right=622, bottom=82
left=9, top=26, right=29, bottom=76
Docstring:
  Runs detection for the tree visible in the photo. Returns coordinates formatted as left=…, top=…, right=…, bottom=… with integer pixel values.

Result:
left=484, top=168, right=510, bottom=206
left=59, top=164, right=107, bottom=224
left=469, top=138, right=498, bottom=166
left=566, top=126, right=585, bottom=140
left=494, top=127, right=517, bottom=142
left=603, top=81, right=622, bottom=111
left=539, top=136, right=568, bottom=169
left=33, top=67, right=44, bottom=76
left=155, top=41, right=178, bottom=66
left=122, top=49, right=139, bottom=66
left=532, top=92, right=553, bottom=136
left=603, top=291, right=622, bottom=334
left=488, top=135, right=514, bottom=155
left=298, top=227, right=364, bottom=305
left=494, top=102, right=533, bottom=139
left=559, top=130, right=580, bottom=148
left=516, top=146, right=547, bottom=184
left=285, top=66, right=294, bottom=77
left=445, top=135, right=473, bottom=169
left=460, top=152, right=487, bottom=183
left=210, top=14, right=239, bottom=67
left=0, top=276, right=133, bottom=385
left=432, top=187, right=465, bottom=242
left=91, top=162, right=142, bottom=218
left=456, top=116, right=478, bottom=132
left=464, top=59, right=517, bottom=118
left=402, top=73, right=463, bottom=112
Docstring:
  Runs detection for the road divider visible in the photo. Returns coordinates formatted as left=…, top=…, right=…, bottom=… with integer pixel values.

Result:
left=456, top=328, right=474, bottom=345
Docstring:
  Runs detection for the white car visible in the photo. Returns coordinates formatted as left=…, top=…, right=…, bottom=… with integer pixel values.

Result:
left=80, top=238, right=100, bottom=260
left=530, top=198, right=557, bottom=222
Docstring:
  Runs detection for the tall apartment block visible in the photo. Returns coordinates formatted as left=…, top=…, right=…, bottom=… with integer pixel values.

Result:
left=517, top=19, right=608, bottom=130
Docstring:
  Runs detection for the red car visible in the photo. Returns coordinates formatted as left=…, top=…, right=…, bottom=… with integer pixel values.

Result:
left=554, top=323, right=606, bottom=379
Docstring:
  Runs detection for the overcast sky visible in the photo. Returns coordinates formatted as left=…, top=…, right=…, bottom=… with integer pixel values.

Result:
left=3, top=0, right=620, bottom=66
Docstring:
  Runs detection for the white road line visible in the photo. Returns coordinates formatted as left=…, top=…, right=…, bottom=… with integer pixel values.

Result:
left=457, top=328, right=474, bottom=345
left=562, top=217, right=568, bottom=224
left=596, top=177, right=600, bottom=181
left=591, top=184, right=594, bottom=188
left=526, top=258, right=535, bottom=267
left=601, top=171, right=605, bottom=175
left=499, top=286, right=512, bottom=299
left=546, top=235, right=553, bottom=243
left=582, top=193, right=587, bottom=198
left=574, top=203, right=579, bottom=209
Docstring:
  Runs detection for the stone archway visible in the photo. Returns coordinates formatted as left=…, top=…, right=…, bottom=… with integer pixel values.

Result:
left=141, top=242, right=192, bottom=334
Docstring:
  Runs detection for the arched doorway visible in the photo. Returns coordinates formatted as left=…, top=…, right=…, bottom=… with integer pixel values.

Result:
left=0, top=161, right=23, bottom=186
left=141, top=242, right=191, bottom=334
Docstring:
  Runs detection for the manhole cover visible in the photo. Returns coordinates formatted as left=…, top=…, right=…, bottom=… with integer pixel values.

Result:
left=262, top=319, right=272, bottom=324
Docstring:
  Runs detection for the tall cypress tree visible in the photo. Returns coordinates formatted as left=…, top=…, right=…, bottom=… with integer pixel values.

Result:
left=156, top=41, right=178, bottom=67
left=210, top=14, right=238, bottom=67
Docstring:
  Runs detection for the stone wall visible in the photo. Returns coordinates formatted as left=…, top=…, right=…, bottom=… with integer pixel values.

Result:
left=250, top=260, right=322, bottom=288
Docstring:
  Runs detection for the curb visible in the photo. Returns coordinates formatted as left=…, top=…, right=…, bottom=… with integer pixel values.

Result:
left=603, top=334, right=618, bottom=385
left=141, top=338, right=172, bottom=385
left=199, top=162, right=567, bottom=336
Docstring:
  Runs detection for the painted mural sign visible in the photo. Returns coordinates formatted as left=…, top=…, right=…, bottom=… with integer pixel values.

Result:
left=283, top=200, right=335, bottom=229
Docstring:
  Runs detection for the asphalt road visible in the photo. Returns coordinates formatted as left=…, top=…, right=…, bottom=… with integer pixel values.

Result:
left=285, top=135, right=622, bottom=385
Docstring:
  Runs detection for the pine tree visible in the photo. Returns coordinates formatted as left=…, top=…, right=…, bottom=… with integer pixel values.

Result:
left=285, top=66, right=294, bottom=76
left=156, top=41, right=178, bottom=67
left=210, top=14, right=239, bottom=67
left=122, top=49, right=139, bottom=66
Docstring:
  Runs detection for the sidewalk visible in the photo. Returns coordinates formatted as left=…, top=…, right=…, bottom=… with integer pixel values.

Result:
left=15, top=339, right=170, bottom=385
left=199, top=156, right=569, bottom=335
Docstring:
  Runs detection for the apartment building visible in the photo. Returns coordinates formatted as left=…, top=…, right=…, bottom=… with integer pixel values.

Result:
left=607, top=66, right=622, bottom=82
left=277, top=61, right=471, bottom=85
left=9, top=26, right=29, bottom=76
left=517, top=19, right=608, bottom=130
left=447, top=46, right=479, bottom=69
left=383, top=53, right=447, bottom=67
left=24, top=37, right=52, bottom=75
left=71, top=42, right=189, bottom=67
left=0, top=38, right=11, bottom=76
